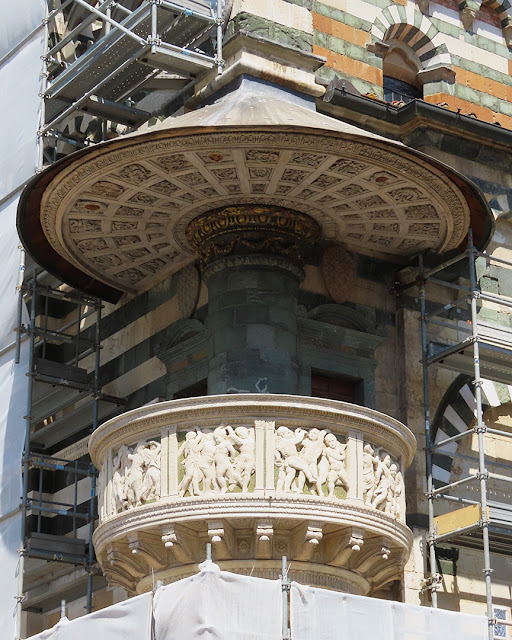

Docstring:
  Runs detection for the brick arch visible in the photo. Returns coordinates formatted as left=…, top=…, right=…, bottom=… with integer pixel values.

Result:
left=481, top=0, right=511, bottom=25
left=431, top=374, right=511, bottom=486
left=371, top=6, right=453, bottom=71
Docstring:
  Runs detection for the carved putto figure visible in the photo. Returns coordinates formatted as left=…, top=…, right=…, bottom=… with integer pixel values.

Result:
left=362, top=443, right=379, bottom=505
left=275, top=427, right=349, bottom=498
left=371, top=454, right=393, bottom=512
left=322, top=433, right=350, bottom=498
left=177, top=425, right=255, bottom=497
left=275, top=427, right=317, bottom=493
left=362, top=445, right=404, bottom=519
left=111, top=440, right=161, bottom=512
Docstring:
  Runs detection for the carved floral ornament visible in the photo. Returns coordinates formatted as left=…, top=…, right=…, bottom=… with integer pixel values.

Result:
left=38, top=131, right=470, bottom=293
left=98, top=424, right=405, bottom=523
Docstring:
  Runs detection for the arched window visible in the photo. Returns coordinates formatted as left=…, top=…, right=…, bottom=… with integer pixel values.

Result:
left=382, top=41, right=423, bottom=103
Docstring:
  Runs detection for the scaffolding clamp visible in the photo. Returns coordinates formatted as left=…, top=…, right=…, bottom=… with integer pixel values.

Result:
left=420, top=573, right=442, bottom=593
left=473, top=424, right=487, bottom=434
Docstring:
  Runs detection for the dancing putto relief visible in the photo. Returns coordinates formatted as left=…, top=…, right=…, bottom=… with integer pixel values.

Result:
left=362, top=442, right=404, bottom=519
left=274, top=427, right=349, bottom=498
left=106, top=427, right=404, bottom=520
left=178, top=425, right=256, bottom=497
left=111, top=439, right=162, bottom=513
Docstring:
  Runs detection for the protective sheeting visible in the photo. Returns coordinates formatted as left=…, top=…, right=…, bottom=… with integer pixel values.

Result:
left=25, top=566, right=490, bottom=640
left=0, top=0, right=45, bottom=60
left=0, top=196, right=30, bottom=636
left=26, top=592, right=153, bottom=640
left=290, top=583, right=488, bottom=640
left=0, top=31, right=44, bottom=200
left=154, top=561, right=283, bottom=640
left=0, top=2, right=44, bottom=636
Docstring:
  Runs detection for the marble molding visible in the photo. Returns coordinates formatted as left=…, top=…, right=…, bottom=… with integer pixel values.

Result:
left=89, top=395, right=416, bottom=595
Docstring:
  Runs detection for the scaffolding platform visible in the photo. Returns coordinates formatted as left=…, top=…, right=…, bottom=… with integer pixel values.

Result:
left=43, top=0, right=220, bottom=133
left=434, top=502, right=512, bottom=555
left=427, top=319, right=512, bottom=385
left=414, top=237, right=512, bottom=630
left=26, top=532, right=87, bottom=564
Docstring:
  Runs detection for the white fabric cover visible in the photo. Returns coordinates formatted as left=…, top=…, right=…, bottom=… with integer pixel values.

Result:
left=0, top=197, right=30, bottom=634
left=0, top=0, right=45, bottom=59
left=0, top=32, right=44, bottom=201
left=153, top=562, right=283, bottom=640
left=290, top=583, right=488, bottom=640
left=26, top=592, right=153, bottom=640
left=0, top=3, right=44, bottom=635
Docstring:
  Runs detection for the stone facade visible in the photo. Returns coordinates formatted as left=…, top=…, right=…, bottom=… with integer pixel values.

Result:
left=17, top=0, right=512, bottom=636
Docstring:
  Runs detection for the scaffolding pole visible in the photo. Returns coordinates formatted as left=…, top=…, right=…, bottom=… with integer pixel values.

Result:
left=86, top=299, right=102, bottom=613
left=419, top=255, right=440, bottom=607
left=14, top=268, right=111, bottom=626
left=420, top=233, right=504, bottom=639
left=467, top=231, right=494, bottom=639
left=15, top=272, right=37, bottom=640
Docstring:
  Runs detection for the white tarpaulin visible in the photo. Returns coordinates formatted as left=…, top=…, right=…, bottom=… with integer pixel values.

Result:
left=0, top=196, right=31, bottom=634
left=26, top=592, right=153, bottom=640
left=0, top=30, right=44, bottom=201
left=24, top=567, right=493, bottom=640
left=290, top=582, right=488, bottom=640
left=0, top=0, right=45, bottom=60
left=153, top=561, right=283, bottom=640
left=0, top=1, right=44, bottom=636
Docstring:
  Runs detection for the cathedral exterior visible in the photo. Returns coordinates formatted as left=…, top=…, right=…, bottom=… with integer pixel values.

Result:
left=9, top=0, right=512, bottom=637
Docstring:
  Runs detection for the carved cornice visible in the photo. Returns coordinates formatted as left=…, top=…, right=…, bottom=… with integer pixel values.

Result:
left=202, top=253, right=305, bottom=283
left=186, top=205, right=320, bottom=272
left=137, top=560, right=371, bottom=596
left=93, top=496, right=413, bottom=553
left=35, top=128, right=471, bottom=294
left=89, top=394, right=416, bottom=466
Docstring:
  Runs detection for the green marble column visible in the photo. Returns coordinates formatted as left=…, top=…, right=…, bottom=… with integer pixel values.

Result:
left=186, top=205, right=320, bottom=395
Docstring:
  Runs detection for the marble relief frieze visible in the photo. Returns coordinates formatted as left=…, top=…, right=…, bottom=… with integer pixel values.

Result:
left=90, top=396, right=416, bottom=593
left=101, top=422, right=405, bottom=521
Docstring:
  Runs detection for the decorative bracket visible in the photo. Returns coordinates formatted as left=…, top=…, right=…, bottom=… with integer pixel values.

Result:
left=255, top=521, right=274, bottom=559
left=208, top=520, right=235, bottom=560
left=128, top=533, right=166, bottom=570
left=161, top=524, right=196, bottom=563
left=459, top=1, right=480, bottom=31
left=327, top=529, right=365, bottom=567
left=293, top=522, right=324, bottom=562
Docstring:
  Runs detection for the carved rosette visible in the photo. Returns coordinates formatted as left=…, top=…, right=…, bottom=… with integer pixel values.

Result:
left=185, top=205, right=320, bottom=272
left=89, top=395, right=415, bottom=596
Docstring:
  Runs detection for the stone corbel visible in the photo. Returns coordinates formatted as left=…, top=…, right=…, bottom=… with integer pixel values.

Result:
left=106, top=545, right=144, bottom=578
left=326, top=529, right=365, bottom=567
left=161, top=524, right=196, bottom=563
left=255, top=521, right=274, bottom=559
left=353, top=539, right=392, bottom=575
left=128, top=533, right=166, bottom=570
left=292, top=522, right=324, bottom=562
left=103, top=565, right=138, bottom=592
left=365, top=41, right=390, bottom=58
left=458, top=1, right=480, bottom=31
left=418, top=0, right=429, bottom=14
left=208, top=520, right=235, bottom=560
left=417, top=65, right=456, bottom=85
left=503, top=19, right=512, bottom=49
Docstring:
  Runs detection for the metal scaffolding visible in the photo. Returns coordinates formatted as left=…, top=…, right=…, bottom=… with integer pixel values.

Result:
left=39, top=0, right=222, bottom=164
left=13, top=2, right=223, bottom=631
left=417, top=231, right=512, bottom=640
left=14, top=266, right=125, bottom=631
